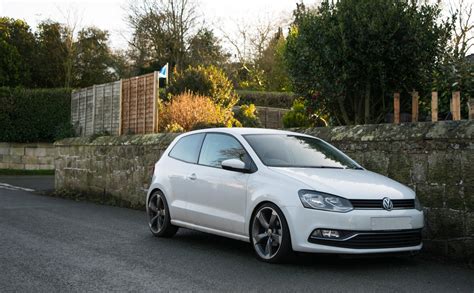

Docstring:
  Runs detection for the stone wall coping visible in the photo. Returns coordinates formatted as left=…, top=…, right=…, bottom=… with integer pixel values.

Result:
left=54, top=120, right=473, bottom=146
left=295, top=120, right=473, bottom=142
left=54, top=133, right=179, bottom=146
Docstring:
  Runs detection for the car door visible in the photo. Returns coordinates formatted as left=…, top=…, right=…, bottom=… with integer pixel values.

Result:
left=186, top=133, right=252, bottom=236
left=166, top=133, right=205, bottom=221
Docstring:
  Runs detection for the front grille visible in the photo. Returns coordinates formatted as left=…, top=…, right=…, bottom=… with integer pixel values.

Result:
left=350, top=199, right=415, bottom=209
left=309, top=229, right=422, bottom=249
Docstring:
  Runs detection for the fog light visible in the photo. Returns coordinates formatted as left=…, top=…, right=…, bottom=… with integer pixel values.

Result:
left=312, top=229, right=340, bottom=239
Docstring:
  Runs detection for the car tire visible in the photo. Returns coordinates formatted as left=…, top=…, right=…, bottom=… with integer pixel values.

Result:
left=147, top=190, right=178, bottom=237
left=250, top=203, right=292, bottom=263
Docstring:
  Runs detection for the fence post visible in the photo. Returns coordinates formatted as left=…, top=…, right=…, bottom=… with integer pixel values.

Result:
left=394, top=93, right=400, bottom=124
left=118, top=79, right=123, bottom=135
left=135, top=77, right=139, bottom=132
left=153, top=71, right=158, bottom=133
left=411, top=91, right=419, bottom=122
left=431, top=92, right=438, bottom=122
left=468, top=99, right=474, bottom=120
left=91, top=85, right=96, bottom=135
left=84, top=90, right=88, bottom=136
left=452, top=91, right=461, bottom=120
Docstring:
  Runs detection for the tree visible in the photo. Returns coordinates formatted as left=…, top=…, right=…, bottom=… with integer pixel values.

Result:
left=187, top=28, right=229, bottom=67
left=0, top=18, right=36, bottom=87
left=34, top=21, right=70, bottom=88
left=110, top=49, right=134, bottom=79
left=285, top=1, right=452, bottom=125
left=256, top=27, right=291, bottom=92
left=221, top=16, right=284, bottom=90
left=127, top=0, right=198, bottom=73
left=72, top=27, right=116, bottom=87
left=167, top=65, right=238, bottom=109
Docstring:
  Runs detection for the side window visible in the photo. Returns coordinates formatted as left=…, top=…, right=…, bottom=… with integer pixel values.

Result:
left=198, top=133, right=250, bottom=168
left=169, top=133, right=205, bottom=163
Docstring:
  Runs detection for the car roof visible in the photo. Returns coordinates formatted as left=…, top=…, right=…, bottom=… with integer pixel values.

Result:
left=182, top=127, right=312, bottom=137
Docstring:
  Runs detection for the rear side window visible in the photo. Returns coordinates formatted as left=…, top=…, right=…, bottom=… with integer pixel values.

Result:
left=169, top=133, right=205, bottom=163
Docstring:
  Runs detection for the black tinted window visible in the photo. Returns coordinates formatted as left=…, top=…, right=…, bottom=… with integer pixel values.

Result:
left=198, top=133, right=250, bottom=168
left=169, top=133, right=205, bottom=163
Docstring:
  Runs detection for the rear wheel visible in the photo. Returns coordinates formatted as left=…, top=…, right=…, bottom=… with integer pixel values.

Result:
left=147, top=190, right=178, bottom=237
left=250, top=203, right=292, bottom=263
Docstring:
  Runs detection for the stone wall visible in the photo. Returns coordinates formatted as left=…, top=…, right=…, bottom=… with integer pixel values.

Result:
left=54, top=134, right=178, bottom=208
left=55, top=121, right=473, bottom=260
left=297, top=121, right=473, bottom=260
left=0, top=143, right=56, bottom=170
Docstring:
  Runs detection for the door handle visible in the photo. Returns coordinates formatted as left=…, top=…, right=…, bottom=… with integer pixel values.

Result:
left=187, top=173, right=197, bottom=180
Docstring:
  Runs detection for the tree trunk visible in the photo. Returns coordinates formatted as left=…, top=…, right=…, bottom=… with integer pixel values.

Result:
left=364, top=82, right=370, bottom=124
left=337, top=95, right=351, bottom=125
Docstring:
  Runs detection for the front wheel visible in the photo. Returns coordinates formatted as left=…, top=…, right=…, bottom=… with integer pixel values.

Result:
left=147, top=190, right=178, bottom=237
left=250, top=203, right=292, bottom=263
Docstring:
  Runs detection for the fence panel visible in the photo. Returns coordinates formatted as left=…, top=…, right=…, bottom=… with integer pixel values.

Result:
left=71, top=81, right=121, bottom=136
left=93, top=81, right=121, bottom=135
left=257, top=106, right=289, bottom=129
left=120, top=72, right=158, bottom=135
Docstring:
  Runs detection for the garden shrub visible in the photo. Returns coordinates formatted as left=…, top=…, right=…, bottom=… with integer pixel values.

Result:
left=160, top=91, right=232, bottom=132
left=233, top=104, right=262, bottom=127
left=282, top=99, right=312, bottom=128
left=164, top=122, right=185, bottom=133
left=191, top=121, right=227, bottom=130
left=0, top=87, right=72, bottom=142
left=167, top=65, right=238, bottom=109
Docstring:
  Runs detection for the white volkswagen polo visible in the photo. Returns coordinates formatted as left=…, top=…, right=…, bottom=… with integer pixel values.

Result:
left=146, top=128, right=423, bottom=263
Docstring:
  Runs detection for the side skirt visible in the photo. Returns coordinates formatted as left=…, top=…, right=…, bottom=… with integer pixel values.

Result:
left=171, top=219, right=250, bottom=243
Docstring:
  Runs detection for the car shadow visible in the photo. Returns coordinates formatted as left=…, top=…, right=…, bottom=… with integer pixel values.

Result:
left=167, top=228, right=419, bottom=269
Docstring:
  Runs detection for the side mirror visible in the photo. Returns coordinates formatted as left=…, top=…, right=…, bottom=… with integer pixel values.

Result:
left=221, top=159, right=249, bottom=173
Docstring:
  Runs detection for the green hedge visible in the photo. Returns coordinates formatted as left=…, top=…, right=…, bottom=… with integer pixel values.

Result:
left=236, top=90, right=296, bottom=108
left=0, top=87, right=72, bottom=143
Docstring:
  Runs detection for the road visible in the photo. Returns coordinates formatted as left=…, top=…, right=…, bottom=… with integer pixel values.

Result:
left=0, top=176, right=473, bottom=292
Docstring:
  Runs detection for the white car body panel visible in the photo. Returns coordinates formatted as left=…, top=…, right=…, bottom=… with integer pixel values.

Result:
left=146, top=128, right=424, bottom=254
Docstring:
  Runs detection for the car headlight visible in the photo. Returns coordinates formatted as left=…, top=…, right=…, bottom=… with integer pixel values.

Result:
left=298, top=190, right=353, bottom=213
left=414, top=196, right=422, bottom=211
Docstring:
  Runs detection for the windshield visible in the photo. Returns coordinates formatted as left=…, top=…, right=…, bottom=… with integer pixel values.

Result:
left=244, top=134, right=361, bottom=169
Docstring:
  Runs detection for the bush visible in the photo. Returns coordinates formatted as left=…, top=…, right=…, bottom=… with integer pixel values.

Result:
left=282, top=99, right=312, bottom=128
left=168, top=65, right=238, bottom=109
left=164, top=123, right=185, bottom=133
left=233, top=104, right=261, bottom=127
left=54, top=121, right=76, bottom=141
left=160, top=92, right=231, bottom=132
left=0, top=87, right=72, bottom=142
left=191, top=121, right=227, bottom=130
left=237, top=90, right=296, bottom=108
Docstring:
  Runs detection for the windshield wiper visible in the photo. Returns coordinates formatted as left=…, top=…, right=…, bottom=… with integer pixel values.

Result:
left=345, top=166, right=364, bottom=170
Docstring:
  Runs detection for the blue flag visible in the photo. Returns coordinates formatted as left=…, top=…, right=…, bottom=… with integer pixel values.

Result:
left=159, top=63, right=168, bottom=78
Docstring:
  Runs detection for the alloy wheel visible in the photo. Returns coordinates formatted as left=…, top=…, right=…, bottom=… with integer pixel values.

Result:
left=252, top=207, right=283, bottom=260
left=148, top=192, right=166, bottom=233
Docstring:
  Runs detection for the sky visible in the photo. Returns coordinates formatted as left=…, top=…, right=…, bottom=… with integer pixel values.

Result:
left=1, top=0, right=472, bottom=54
left=0, top=0, right=317, bottom=51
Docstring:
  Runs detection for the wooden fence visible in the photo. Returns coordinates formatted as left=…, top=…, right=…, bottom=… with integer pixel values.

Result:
left=120, top=72, right=158, bottom=135
left=393, top=91, right=474, bottom=123
left=256, top=106, right=289, bottom=129
left=71, top=72, right=160, bottom=137
left=71, top=81, right=121, bottom=136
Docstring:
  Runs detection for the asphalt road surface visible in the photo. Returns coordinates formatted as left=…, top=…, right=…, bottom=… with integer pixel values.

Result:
left=0, top=176, right=473, bottom=292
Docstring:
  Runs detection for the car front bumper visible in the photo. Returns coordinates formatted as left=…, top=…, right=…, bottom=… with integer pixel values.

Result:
left=283, top=206, right=424, bottom=254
